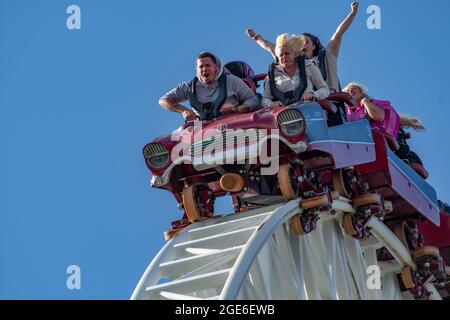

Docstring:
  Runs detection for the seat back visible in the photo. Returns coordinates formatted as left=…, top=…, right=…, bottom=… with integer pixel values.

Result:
left=409, top=163, right=429, bottom=179
left=224, top=61, right=255, bottom=79
left=325, top=92, right=354, bottom=127
left=318, top=99, right=337, bottom=115
left=327, top=92, right=356, bottom=107
left=382, top=133, right=400, bottom=152
left=241, top=78, right=257, bottom=94
left=224, top=61, right=266, bottom=91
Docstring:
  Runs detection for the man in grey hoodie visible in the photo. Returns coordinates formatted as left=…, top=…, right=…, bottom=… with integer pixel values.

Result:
left=159, top=52, right=260, bottom=121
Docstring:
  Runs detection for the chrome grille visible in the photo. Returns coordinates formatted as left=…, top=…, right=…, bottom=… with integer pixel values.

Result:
left=144, top=143, right=167, bottom=159
left=278, top=109, right=303, bottom=125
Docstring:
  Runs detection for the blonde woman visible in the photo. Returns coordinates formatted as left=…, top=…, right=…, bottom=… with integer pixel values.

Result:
left=262, top=33, right=329, bottom=108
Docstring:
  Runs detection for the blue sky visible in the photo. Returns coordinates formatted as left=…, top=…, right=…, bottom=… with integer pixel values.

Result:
left=1, top=0, right=449, bottom=299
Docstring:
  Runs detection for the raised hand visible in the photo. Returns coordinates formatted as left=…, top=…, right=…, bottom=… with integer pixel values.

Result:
left=351, top=2, right=359, bottom=14
left=245, top=28, right=256, bottom=39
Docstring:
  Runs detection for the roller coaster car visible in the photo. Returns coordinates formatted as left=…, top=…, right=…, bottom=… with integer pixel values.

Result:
left=143, top=64, right=374, bottom=238
left=143, top=61, right=445, bottom=243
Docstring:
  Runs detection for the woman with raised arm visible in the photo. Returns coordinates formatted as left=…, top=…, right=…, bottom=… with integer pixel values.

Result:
left=261, top=34, right=329, bottom=108
left=246, top=1, right=359, bottom=93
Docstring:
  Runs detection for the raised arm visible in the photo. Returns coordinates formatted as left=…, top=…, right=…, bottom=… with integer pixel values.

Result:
left=246, top=28, right=277, bottom=61
left=328, top=2, right=359, bottom=57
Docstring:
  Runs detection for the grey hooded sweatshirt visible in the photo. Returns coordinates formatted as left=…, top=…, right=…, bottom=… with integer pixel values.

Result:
left=163, top=54, right=260, bottom=113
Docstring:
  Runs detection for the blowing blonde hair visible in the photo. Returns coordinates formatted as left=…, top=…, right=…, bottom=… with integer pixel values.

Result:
left=343, top=82, right=369, bottom=97
left=399, top=113, right=426, bottom=131
left=275, top=33, right=305, bottom=56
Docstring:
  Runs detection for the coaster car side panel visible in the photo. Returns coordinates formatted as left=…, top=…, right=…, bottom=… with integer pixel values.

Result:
left=419, top=212, right=450, bottom=251
left=355, top=130, right=440, bottom=226
left=297, top=103, right=376, bottom=169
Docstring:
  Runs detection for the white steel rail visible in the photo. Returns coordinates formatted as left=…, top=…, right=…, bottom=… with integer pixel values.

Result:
left=131, top=197, right=442, bottom=300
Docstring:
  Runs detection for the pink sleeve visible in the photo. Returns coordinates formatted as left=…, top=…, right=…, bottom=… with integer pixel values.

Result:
left=372, top=100, right=400, bottom=138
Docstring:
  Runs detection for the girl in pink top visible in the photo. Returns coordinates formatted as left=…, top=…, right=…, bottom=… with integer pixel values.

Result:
left=343, top=82, right=400, bottom=139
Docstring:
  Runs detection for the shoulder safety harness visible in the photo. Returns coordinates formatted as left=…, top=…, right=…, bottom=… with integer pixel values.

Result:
left=187, top=74, right=227, bottom=121
left=268, top=55, right=307, bottom=106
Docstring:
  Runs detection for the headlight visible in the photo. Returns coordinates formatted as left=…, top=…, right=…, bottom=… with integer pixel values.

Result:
left=143, top=143, right=170, bottom=169
left=278, top=109, right=305, bottom=137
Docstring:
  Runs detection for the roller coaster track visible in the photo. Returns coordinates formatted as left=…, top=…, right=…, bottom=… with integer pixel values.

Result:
left=131, top=196, right=442, bottom=300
